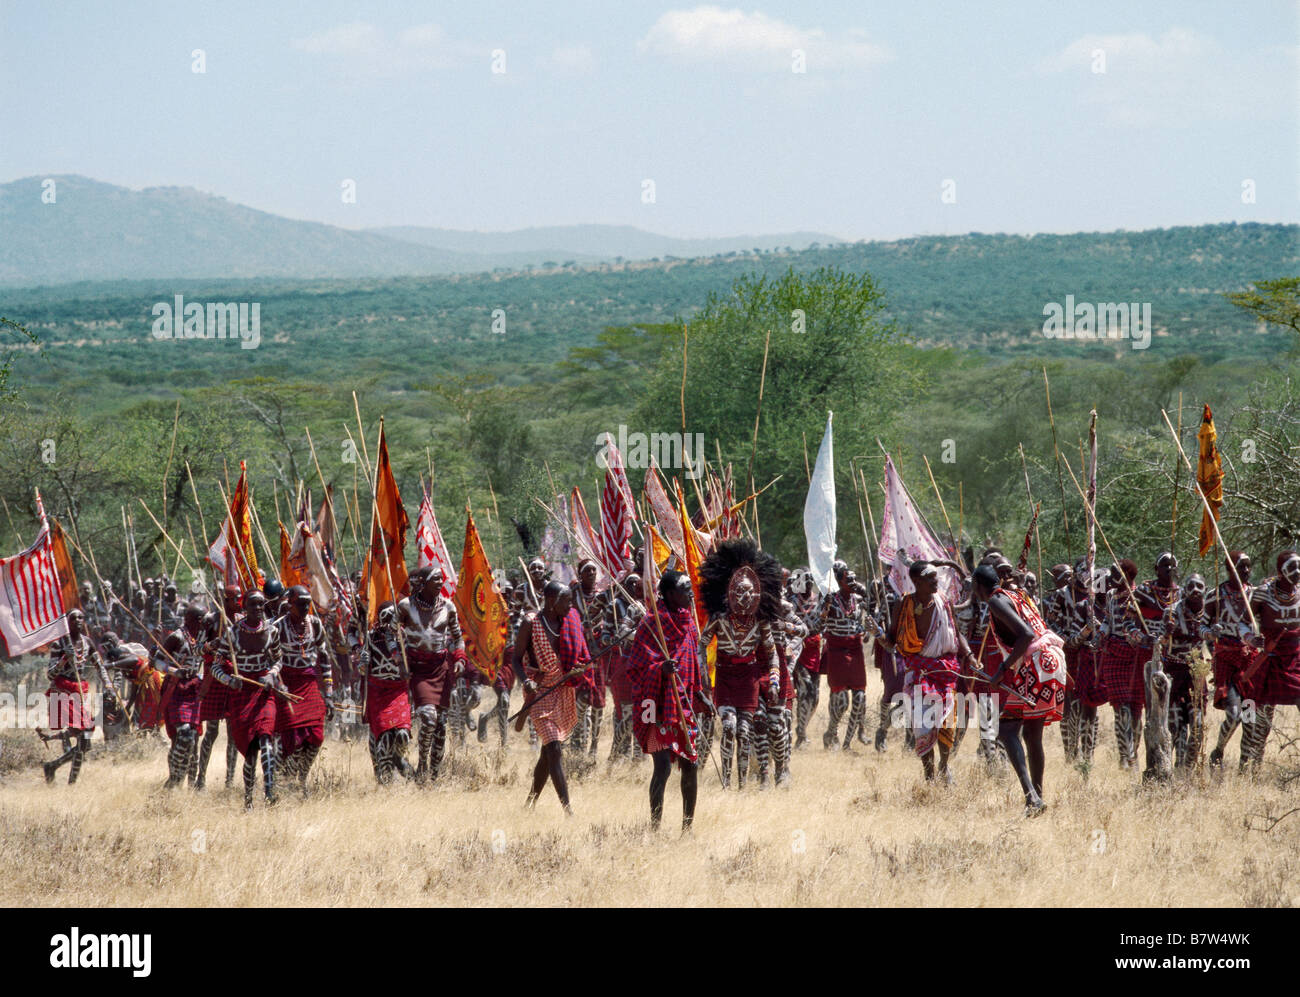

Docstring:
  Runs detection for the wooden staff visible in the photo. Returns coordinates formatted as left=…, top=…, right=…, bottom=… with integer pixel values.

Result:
left=1159, top=408, right=1259, bottom=635
left=922, top=454, right=967, bottom=573
left=746, top=329, right=771, bottom=515
left=1060, top=448, right=1152, bottom=635
left=1, top=494, right=22, bottom=547
left=161, top=399, right=181, bottom=524
left=1170, top=392, right=1183, bottom=554
left=1017, top=443, right=1044, bottom=590
left=1041, top=366, right=1073, bottom=564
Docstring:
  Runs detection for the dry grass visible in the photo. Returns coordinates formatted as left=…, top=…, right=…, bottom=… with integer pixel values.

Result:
left=2, top=677, right=1298, bottom=907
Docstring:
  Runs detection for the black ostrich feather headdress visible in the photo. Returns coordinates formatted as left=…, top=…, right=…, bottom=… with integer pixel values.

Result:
left=699, top=539, right=783, bottom=621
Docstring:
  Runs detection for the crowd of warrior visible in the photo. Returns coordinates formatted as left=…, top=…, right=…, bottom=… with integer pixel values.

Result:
left=35, top=540, right=1300, bottom=823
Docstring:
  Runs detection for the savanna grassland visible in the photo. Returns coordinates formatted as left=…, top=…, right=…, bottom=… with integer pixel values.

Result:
left=3, top=664, right=1297, bottom=908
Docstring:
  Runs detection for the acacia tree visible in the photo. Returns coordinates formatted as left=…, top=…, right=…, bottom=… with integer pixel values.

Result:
left=636, top=266, right=929, bottom=566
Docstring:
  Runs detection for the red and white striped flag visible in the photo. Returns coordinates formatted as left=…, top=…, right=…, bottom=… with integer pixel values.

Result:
left=0, top=489, right=69, bottom=656
left=416, top=488, right=456, bottom=598
left=599, top=440, right=634, bottom=578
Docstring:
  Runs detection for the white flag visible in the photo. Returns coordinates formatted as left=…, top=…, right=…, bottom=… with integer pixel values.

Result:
left=416, top=490, right=456, bottom=598
left=878, top=456, right=960, bottom=603
left=803, top=412, right=836, bottom=595
left=0, top=491, right=69, bottom=655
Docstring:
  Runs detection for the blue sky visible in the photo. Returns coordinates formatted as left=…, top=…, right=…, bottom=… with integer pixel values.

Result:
left=2, top=1, right=1295, bottom=239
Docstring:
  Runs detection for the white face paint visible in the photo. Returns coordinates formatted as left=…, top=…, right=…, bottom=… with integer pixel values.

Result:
left=1282, top=556, right=1300, bottom=586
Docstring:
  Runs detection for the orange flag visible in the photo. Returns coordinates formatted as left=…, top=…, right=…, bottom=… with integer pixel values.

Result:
left=675, top=480, right=714, bottom=683
left=48, top=518, right=80, bottom=612
left=208, top=461, right=262, bottom=594
left=1197, top=404, right=1224, bottom=557
left=362, top=422, right=410, bottom=623
left=454, top=510, right=508, bottom=683
left=279, top=522, right=303, bottom=589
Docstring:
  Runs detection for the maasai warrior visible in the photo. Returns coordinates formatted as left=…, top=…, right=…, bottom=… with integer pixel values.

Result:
left=973, top=564, right=1068, bottom=814
left=812, top=560, right=870, bottom=751
left=568, top=558, right=608, bottom=756
left=953, top=553, right=1006, bottom=764
left=158, top=604, right=207, bottom=788
left=400, top=565, right=467, bottom=785
left=43, top=609, right=117, bottom=785
left=211, top=591, right=285, bottom=809
left=475, top=581, right=516, bottom=747
left=1159, top=574, right=1210, bottom=769
left=1043, top=563, right=1081, bottom=758
left=624, top=570, right=702, bottom=830
left=762, top=597, right=803, bottom=785
left=1067, top=558, right=1109, bottom=769
left=1100, top=558, right=1146, bottom=769
left=789, top=570, right=824, bottom=749
left=360, top=602, right=413, bottom=784
left=152, top=581, right=186, bottom=641
left=698, top=540, right=783, bottom=789
left=80, top=581, right=111, bottom=637
left=514, top=580, right=590, bottom=814
left=105, top=631, right=163, bottom=733
left=604, top=573, right=647, bottom=763
left=1239, top=551, right=1300, bottom=769
left=195, top=585, right=242, bottom=791
left=872, top=561, right=976, bottom=785
left=1205, top=551, right=1256, bottom=769
left=262, top=578, right=286, bottom=620
left=870, top=577, right=908, bottom=752
left=276, top=586, right=332, bottom=794
left=522, top=558, right=548, bottom=611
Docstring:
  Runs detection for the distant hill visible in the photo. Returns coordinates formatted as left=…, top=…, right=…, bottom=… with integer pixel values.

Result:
left=370, top=224, right=841, bottom=261
left=0, top=175, right=840, bottom=287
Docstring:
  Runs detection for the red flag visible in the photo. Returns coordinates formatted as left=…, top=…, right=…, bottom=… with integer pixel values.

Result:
left=570, top=487, right=606, bottom=585
left=208, top=462, right=263, bottom=594
left=48, top=518, right=80, bottom=613
left=362, top=422, right=410, bottom=623
left=599, top=440, right=634, bottom=578
left=1197, top=404, right=1224, bottom=557
left=644, top=461, right=686, bottom=564
left=0, top=490, right=69, bottom=655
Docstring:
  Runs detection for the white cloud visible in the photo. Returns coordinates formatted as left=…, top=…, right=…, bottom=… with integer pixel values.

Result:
left=291, top=21, right=383, bottom=58
left=638, top=6, right=889, bottom=70
left=1038, top=28, right=1297, bottom=126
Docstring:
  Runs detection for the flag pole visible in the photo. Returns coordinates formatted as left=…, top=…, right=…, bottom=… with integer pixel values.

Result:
left=922, top=455, right=967, bottom=573
left=1041, top=366, right=1073, bottom=565
left=1170, top=392, right=1183, bottom=554
left=1017, top=443, right=1044, bottom=590
left=1159, top=408, right=1258, bottom=634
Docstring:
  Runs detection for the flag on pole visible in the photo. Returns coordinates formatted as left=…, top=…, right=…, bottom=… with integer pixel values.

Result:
left=454, top=510, right=508, bottom=683
left=279, top=521, right=298, bottom=587
left=645, top=461, right=686, bottom=563
left=208, top=461, right=262, bottom=594
left=1085, top=410, right=1098, bottom=621
left=287, top=521, right=337, bottom=613
left=1196, top=404, right=1224, bottom=557
left=599, top=439, right=635, bottom=578
left=48, top=518, right=80, bottom=612
left=878, top=455, right=960, bottom=603
left=362, top=422, right=410, bottom=624
left=570, top=487, right=607, bottom=585
left=540, top=493, right=576, bottom=586
left=315, top=485, right=337, bottom=561
left=803, top=412, right=837, bottom=595
left=0, top=490, right=70, bottom=656
left=416, top=488, right=456, bottom=598
left=675, top=480, right=714, bottom=684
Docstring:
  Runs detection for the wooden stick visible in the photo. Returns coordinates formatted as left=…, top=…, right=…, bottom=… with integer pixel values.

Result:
left=1, top=494, right=23, bottom=547
left=1017, top=443, right=1044, bottom=588
left=922, top=455, right=967, bottom=573
left=352, top=391, right=373, bottom=481
left=1171, top=391, right=1183, bottom=554
left=1159, top=408, right=1259, bottom=634
left=161, top=399, right=181, bottom=524
left=1041, top=366, right=1073, bottom=564
left=801, top=431, right=811, bottom=484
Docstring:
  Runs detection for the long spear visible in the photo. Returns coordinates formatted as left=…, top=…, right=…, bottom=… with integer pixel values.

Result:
left=922, top=454, right=967, bottom=573
left=1017, top=443, right=1044, bottom=589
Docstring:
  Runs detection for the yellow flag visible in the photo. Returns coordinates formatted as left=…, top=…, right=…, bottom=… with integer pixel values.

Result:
left=1197, top=404, right=1224, bottom=557
left=676, top=481, right=715, bottom=684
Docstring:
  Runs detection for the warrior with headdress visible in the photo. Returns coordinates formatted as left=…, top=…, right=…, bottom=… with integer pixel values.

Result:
left=603, top=573, right=647, bottom=763
left=568, top=557, right=609, bottom=757
left=697, top=539, right=784, bottom=790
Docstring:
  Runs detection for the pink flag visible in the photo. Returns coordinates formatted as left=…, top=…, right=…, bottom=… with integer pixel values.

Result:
left=878, top=456, right=960, bottom=603
left=416, top=488, right=456, bottom=598
left=570, top=487, right=607, bottom=586
left=0, top=489, right=70, bottom=655
left=644, top=461, right=685, bottom=564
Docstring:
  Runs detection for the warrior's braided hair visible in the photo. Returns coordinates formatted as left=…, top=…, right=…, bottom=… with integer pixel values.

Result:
left=699, top=539, right=784, bottom=621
